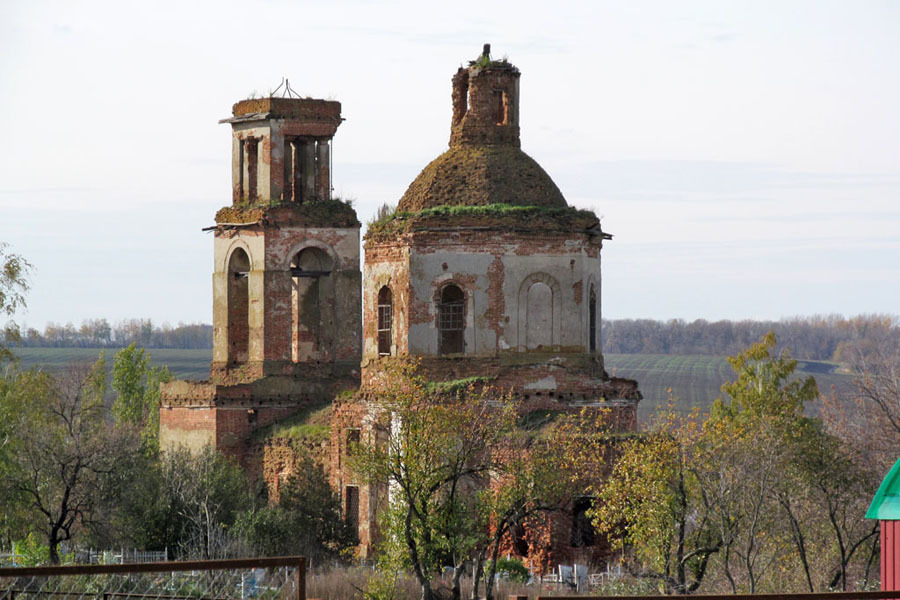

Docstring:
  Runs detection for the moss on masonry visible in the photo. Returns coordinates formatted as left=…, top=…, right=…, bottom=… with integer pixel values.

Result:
left=423, top=375, right=495, bottom=395
left=250, top=399, right=333, bottom=444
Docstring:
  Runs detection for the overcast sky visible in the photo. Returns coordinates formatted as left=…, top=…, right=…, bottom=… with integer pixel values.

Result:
left=2, top=0, right=898, bottom=329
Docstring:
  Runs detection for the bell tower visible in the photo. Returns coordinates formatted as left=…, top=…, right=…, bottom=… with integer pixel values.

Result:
left=223, top=97, right=340, bottom=205
left=160, top=94, right=361, bottom=466
left=211, top=97, right=361, bottom=381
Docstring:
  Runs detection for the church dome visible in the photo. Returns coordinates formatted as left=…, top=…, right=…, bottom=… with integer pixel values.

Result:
left=397, top=145, right=567, bottom=212
left=397, top=45, right=568, bottom=213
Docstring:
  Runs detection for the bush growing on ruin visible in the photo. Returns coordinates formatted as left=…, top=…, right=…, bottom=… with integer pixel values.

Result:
left=352, top=362, right=572, bottom=600
left=235, top=451, right=355, bottom=563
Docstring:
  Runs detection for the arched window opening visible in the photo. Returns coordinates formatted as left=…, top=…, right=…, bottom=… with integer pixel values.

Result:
left=510, top=522, right=529, bottom=556
left=438, top=284, right=464, bottom=355
left=589, top=285, right=597, bottom=353
left=291, top=247, right=333, bottom=362
left=377, top=286, right=393, bottom=356
left=227, top=248, right=250, bottom=364
left=571, top=496, right=597, bottom=547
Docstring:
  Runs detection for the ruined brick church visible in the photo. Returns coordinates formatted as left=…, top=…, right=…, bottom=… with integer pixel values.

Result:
left=159, top=46, right=640, bottom=566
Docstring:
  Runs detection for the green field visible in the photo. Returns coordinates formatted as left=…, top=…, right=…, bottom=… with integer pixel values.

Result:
left=11, top=347, right=213, bottom=381
left=604, top=353, right=856, bottom=421
left=10, top=348, right=857, bottom=424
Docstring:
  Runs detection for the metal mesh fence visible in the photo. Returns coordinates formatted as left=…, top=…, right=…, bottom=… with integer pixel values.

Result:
left=0, top=556, right=305, bottom=600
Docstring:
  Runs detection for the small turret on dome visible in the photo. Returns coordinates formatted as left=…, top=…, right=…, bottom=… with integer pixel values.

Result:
left=396, top=44, right=569, bottom=214
left=450, top=43, right=521, bottom=148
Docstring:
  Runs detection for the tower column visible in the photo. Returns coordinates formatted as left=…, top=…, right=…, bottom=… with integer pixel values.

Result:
left=316, top=138, right=331, bottom=200
left=291, top=139, right=303, bottom=203
left=246, top=138, right=259, bottom=202
left=283, top=138, right=294, bottom=202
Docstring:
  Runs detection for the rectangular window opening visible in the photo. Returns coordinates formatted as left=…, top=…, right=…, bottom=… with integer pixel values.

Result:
left=438, top=302, right=464, bottom=355
left=346, top=428, right=361, bottom=454
left=377, top=303, right=392, bottom=356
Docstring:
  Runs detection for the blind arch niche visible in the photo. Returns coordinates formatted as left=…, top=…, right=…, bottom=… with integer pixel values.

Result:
left=517, top=273, right=561, bottom=351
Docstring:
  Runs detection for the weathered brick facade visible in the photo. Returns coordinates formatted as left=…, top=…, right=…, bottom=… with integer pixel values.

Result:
left=159, top=45, right=640, bottom=569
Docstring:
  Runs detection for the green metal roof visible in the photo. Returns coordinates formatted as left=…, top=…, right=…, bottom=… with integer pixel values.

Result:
left=867, top=456, right=900, bottom=520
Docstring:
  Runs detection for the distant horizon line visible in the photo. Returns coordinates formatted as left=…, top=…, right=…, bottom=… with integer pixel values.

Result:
left=17, top=312, right=900, bottom=330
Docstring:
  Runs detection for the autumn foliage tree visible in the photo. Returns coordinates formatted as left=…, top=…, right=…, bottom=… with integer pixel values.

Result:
left=594, top=333, right=880, bottom=594
left=352, top=364, right=516, bottom=600
left=591, top=407, right=719, bottom=594
left=352, top=363, right=573, bottom=600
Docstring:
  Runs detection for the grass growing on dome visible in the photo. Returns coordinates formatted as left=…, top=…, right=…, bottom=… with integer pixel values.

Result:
left=415, top=203, right=593, bottom=219
left=365, top=203, right=600, bottom=237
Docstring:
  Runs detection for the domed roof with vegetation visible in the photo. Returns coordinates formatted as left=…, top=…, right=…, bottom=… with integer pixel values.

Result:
left=396, top=145, right=567, bottom=213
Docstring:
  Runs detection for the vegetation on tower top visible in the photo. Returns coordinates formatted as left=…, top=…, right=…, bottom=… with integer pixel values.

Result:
left=215, top=197, right=359, bottom=228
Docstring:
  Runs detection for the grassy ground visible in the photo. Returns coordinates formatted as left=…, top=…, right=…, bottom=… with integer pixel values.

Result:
left=10, top=348, right=856, bottom=425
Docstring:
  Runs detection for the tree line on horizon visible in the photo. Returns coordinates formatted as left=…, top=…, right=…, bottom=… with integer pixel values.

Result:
left=8, top=314, right=899, bottom=360
left=12, top=319, right=213, bottom=350
left=602, top=313, right=899, bottom=361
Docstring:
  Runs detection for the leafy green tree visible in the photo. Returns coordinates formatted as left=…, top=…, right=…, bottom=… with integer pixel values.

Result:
left=161, top=445, right=251, bottom=559
left=0, top=357, right=132, bottom=563
left=704, top=333, right=817, bottom=592
left=710, top=332, right=818, bottom=424
left=0, top=242, right=31, bottom=362
left=701, top=333, right=874, bottom=592
left=111, top=343, right=172, bottom=453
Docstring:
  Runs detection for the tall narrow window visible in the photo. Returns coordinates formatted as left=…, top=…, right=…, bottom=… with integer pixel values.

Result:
left=227, top=248, right=250, bottom=364
left=492, top=89, right=507, bottom=125
left=345, top=485, right=360, bottom=540
left=589, top=285, right=597, bottom=353
left=438, top=285, right=464, bottom=355
left=377, top=286, right=392, bottom=356
left=526, top=282, right=553, bottom=350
